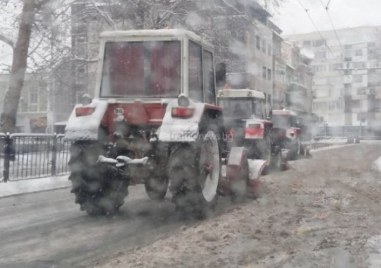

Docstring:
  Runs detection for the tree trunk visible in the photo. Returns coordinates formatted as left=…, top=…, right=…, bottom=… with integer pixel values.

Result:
left=0, top=0, right=36, bottom=133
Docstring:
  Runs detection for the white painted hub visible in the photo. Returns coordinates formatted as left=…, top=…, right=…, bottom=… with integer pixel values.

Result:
left=200, top=131, right=220, bottom=202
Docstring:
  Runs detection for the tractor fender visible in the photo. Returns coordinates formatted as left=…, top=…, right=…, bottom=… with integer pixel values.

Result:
left=64, top=99, right=108, bottom=141
left=158, top=99, right=207, bottom=142
left=219, top=146, right=248, bottom=195
left=224, top=148, right=266, bottom=182
left=248, top=159, right=267, bottom=180
left=221, top=147, right=266, bottom=197
left=225, top=147, right=247, bottom=181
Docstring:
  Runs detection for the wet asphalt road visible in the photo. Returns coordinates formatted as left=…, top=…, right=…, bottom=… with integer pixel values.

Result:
left=1, top=142, right=374, bottom=268
left=0, top=184, right=189, bottom=268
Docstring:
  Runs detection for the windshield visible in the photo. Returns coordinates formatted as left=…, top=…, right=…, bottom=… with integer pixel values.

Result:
left=272, top=114, right=292, bottom=128
left=100, top=41, right=181, bottom=98
left=219, top=99, right=253, bottom=118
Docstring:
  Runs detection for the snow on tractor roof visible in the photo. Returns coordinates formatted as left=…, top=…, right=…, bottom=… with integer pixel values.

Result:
left=272, top=109, right=298, bottom=116
left=217, top=89, right=265, bottom=100
left=100, top=29, right=213, bottom=49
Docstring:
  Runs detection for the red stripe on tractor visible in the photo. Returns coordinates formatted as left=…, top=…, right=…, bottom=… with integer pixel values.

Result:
left=245, top=127, right=264, bottom=136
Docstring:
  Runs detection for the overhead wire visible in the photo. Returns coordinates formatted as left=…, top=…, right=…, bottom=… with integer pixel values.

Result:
left=326, top=0, right=332, bottom=9
left=318, top=0, right=343, bottom=51
left=295, top=0, right=334, bottom=56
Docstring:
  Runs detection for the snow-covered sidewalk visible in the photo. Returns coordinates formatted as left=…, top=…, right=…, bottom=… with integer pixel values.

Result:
left=0, top=175, right=70, bottom=198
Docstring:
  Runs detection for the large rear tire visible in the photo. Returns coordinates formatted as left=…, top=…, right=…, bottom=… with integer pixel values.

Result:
left=229, top=153, right=249, bottom=202
left=257, top=134, right=272, bottom=163
left=168, top=129, right=221, bottom=219
left=144, top=175, right=168, bottom=200
left=288, top=138, right=301, bottom=160
left=68, top=142, right=129, bottom=216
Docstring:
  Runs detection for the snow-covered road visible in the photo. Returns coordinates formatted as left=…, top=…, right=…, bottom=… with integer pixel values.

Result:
left=0, top=142, right=380, bottom=267
left=95, top=142, right=381, bottom=268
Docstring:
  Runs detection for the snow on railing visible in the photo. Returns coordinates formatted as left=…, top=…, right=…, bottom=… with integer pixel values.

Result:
left=0, top=133, right=72, bottom=182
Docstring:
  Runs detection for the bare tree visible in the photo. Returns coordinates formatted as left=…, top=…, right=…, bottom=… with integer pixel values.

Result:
left=0, top=0, right=72, bottom=132
left=0, top=0, right=37, bottom=133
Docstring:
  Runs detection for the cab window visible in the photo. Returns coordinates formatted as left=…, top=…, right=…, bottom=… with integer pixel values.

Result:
left=203, top=50, right=215, bottom=104
left=189, top=41, right=203, bottom=101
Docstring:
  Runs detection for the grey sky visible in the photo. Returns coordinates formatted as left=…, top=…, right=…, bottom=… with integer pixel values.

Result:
left=275, top=0, right=381, bottom=34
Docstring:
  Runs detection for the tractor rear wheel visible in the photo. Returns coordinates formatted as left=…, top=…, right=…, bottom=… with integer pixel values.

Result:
left=168, top=129, right=221, bottom=219
left=144, top=175, right=168, bottom=200
left=257, top=134, right=272, bottom=163
left=68, top=142, right=129, bottom=216
left=288, top=138, right=301, bottom=160
left=229, top=153, right=249, bottom=202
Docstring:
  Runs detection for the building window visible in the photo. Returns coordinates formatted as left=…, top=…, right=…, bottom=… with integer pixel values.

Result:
left=344, top=83, right=352, bottom=89
left=267, top=68, right=272, bottom=80
left=267, top=44, right=272, bottom=56
left=29, top=88, right=38, bottom=105
left=315, top=51, right=326, bottom=59
left=262, top=39, right=266, bottom=53
left=355, top=49, right=363, bottom=56
left=353, top=62, right=365, bottom=69
left=330, top=63, right=342, bottom=71
left=313, top=39, right=326, bottom=47
left=353, top=74, right=363, bottom=83
left=303, top=40, right=311, bottom=47
left=357, top=88, right=366, bottom=95
left=262, top=66, right=267, bottom=79
left=344, top=69, right=352, bottom=75
left=256, top=35, right=260, bottom=50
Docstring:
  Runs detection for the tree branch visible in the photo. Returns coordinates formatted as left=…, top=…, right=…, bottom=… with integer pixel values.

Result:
left=88, top=0, right=117, bottom=30
left=0, top=32, right=14, bottom=48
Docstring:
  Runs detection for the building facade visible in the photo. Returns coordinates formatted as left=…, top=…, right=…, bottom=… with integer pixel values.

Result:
left=0, top=73, right=48, bottom=133
left=287, top=26, right=381, bottom=133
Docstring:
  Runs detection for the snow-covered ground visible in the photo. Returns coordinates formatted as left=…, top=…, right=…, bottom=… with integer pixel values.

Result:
left=94, top=142, right=381, bottom=268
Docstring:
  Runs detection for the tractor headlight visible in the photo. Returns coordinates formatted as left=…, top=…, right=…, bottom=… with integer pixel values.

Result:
left=177, top=94, right=190, bottom=107
left=81, top=94, right=92, bottom=105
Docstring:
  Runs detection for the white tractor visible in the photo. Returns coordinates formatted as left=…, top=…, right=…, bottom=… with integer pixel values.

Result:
left=65, top=29, right=266, bottom=218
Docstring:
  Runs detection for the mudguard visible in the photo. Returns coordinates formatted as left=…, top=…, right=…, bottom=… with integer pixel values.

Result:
left=248, top=159, right=267, bottom=180
left=64, top=99, right=108, bottom=141
left=219, top=147, right=266, bottom=197
left=158, top=99, right=206, bottom=142
left=219, top=147, right=248, bottom=195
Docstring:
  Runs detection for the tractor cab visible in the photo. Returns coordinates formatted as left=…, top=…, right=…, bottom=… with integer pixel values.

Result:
left=271, top=109, right=301, bottom=138
left=98, top=29, right=216, bottom=104
left=217, top=89, right=267, bottom=120
left=66, top=29, right=219, bottom=142
left=217, top=89, right=272, bottom=161
left=271, top=109, right=302, bottom=159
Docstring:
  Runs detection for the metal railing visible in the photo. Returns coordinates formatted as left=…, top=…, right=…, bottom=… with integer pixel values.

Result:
left=0, top=133, right=72, bottom=182
left=314, top=126, right=380, bottom=140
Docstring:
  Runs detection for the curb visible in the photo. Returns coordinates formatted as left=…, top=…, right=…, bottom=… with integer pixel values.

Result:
left=0, top=185, right=71, bottom=200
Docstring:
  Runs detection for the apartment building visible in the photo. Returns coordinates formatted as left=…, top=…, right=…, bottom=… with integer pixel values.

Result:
left=287, top=26, right=381, bottom=133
